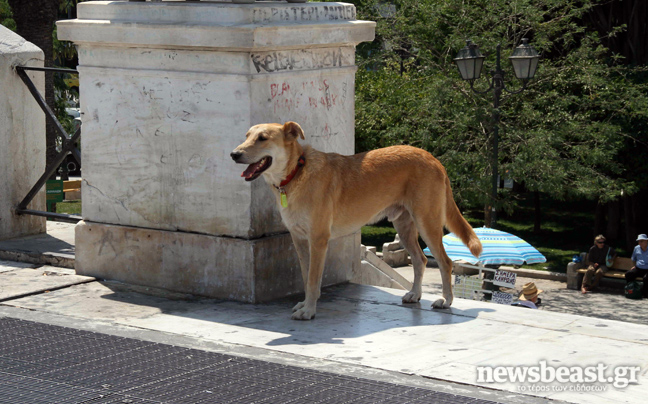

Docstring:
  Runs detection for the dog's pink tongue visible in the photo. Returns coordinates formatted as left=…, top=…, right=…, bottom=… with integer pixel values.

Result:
left=241, top=161, right=262, bottom=179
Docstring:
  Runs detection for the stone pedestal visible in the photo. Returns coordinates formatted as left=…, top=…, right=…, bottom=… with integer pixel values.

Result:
left=57, top=1, right=375, bottom=302
left=0, top=26, right=46, bottom=241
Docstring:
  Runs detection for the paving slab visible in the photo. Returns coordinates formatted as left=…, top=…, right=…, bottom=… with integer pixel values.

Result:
left=0, top=260, right=35, bottom=273
left=2, top=276, right=646, bottom=404
left=0, top=265, right=94, bottom=302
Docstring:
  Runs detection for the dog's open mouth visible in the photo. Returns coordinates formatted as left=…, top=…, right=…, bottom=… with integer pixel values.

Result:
left=241, top=156, right=272, bottom=182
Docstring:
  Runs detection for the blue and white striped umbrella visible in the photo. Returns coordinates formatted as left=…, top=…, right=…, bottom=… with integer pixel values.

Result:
left=423, top=227, right=547, bottom=266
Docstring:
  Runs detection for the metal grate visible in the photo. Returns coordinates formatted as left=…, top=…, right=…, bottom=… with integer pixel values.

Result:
left=0, top=317, right=497, bottom=404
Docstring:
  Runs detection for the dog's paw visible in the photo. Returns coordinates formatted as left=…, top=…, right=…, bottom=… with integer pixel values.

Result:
left=292, top=301, right=306, bottom=312
left=402, top=291, right=421, bottom=304
left=432, top=298, right=451, bottom=309
left=291, top=307, right=316, bottom=321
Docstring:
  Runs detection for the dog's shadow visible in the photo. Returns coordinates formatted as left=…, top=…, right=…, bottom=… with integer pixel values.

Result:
left=262, top=284, right=495, bottom=346
left=99, top=281, right=494, bottom=347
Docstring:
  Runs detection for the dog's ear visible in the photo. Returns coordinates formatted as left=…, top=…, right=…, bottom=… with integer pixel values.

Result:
left=283, top=121, right=305, bottom=141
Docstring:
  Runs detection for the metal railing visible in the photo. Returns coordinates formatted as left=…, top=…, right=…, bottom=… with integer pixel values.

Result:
left=14, top=65, right=82, bottom=223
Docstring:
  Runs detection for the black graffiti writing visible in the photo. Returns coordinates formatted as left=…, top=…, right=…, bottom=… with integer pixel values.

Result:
left=251, top=48, right=345, bottom=73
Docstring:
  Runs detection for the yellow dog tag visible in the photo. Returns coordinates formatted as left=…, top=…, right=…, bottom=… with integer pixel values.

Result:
left=280, top=191, right=288, bottom=208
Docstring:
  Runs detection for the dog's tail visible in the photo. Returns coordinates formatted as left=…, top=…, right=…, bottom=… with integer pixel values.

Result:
left=444, top=177, right=482, bottom=259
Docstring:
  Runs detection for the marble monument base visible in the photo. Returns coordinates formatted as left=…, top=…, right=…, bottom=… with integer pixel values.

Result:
left=76, top=221, right=360, bottom=303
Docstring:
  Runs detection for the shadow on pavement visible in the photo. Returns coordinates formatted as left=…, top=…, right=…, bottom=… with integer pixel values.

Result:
left=98, top=281, right=496, bottom=347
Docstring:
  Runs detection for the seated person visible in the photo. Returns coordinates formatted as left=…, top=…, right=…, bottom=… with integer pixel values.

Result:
left=581, top=235, right=616, bottom=294
left=625, top=234, right=648, bottom=299
left=512, top=282, right=542, bottom=309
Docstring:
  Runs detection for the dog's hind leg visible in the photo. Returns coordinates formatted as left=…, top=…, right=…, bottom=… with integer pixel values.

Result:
left=391, top=210, right=427, bottom=303
left=416, top=216, right=454, bottom=309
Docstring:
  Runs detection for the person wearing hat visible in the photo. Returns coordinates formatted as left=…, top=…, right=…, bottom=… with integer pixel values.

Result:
left=514, top=282, right=543, bottom=309
left=625, top=234, right=648, bottom=298
left=581, top=234, right=616, bottom=294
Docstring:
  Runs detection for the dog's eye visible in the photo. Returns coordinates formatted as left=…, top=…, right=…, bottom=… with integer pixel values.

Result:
left=258, top=135, right=268, bottom=141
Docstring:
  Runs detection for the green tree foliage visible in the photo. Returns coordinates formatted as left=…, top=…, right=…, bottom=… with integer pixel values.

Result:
left=345, top=0, right=648, bottom=216
left=0, top=0, right=15, bottom=31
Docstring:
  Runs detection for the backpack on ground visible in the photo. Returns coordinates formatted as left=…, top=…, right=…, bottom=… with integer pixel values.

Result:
left=624, top=281, right=643, bottom=300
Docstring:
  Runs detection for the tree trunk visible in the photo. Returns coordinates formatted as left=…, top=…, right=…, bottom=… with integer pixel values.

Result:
left=606, top=200, right=621, bottom=245
left=636, top=189, right=648, bottom=232
left=594, top=201, right=606, bottom=237
left=484, top=204, right=492, bottom=228
left=623, top=194, right=636, bottom=251
left=533, top=191, right=541, bottom=234
left=625, top=190, right=648, bottom=251
left=8, top=0, right=60, bottom=177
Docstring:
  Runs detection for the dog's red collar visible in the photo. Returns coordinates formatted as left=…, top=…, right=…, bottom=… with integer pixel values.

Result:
left=274, top=154, right=305, bottom=208
left=276, top=154, right=306, bottom=188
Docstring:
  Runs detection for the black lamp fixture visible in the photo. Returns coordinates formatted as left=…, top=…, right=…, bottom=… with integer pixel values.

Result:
left=453, top=40, right=485, bottom=81
left=454, top=38, right=539, bottom=91
left=509, top=38, right=540, bottom=80
left=453, top=38, right=540, bottom=228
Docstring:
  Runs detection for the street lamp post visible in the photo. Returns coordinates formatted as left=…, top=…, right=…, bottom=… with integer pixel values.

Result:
left=454, top=39, right=539, bottom=228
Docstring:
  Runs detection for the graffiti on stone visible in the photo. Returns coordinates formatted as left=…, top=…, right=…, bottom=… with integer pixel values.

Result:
left=251, top=48, right=351, bottom=74
left=252, top=5, right=356, bottom=24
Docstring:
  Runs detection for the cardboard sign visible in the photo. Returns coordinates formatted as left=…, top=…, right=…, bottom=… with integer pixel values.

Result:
left=492, top=291, right=514, bottom=305
left=493, top=269, right=516, bottom=288
left=454, top=275, right=482, bottom=299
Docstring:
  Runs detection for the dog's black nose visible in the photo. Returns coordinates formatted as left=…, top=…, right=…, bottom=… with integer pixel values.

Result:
left=230, top=151, right=242, bottom=161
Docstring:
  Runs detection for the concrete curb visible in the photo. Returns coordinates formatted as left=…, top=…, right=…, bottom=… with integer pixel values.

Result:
left=497, top=266, right=567, bottom=282
left=0, top=249, right=74, bottom=269
left=453, top=263, right=567, bottom=282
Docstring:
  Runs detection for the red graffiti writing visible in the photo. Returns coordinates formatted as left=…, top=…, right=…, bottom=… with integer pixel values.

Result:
left=270, top=82, right=291, bottom=99
left=270, top=80, right=339, bottom=113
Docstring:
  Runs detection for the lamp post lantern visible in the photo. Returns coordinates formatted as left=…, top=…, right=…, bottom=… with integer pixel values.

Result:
left=454, top=38, right=539, bottom=228
left=453, top=40, right=485, bottom=81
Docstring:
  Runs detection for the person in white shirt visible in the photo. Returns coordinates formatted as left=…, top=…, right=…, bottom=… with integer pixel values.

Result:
left=625, top=234, right=648, bottom=298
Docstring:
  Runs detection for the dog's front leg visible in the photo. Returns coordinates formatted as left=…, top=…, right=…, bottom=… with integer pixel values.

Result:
left=291, top=234, right=329, bottom=320
left=290, top=233, right=310, bottom=314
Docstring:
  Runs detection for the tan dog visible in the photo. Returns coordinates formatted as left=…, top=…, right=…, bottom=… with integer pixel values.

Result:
left=231, top=122, right=482, bottom=320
